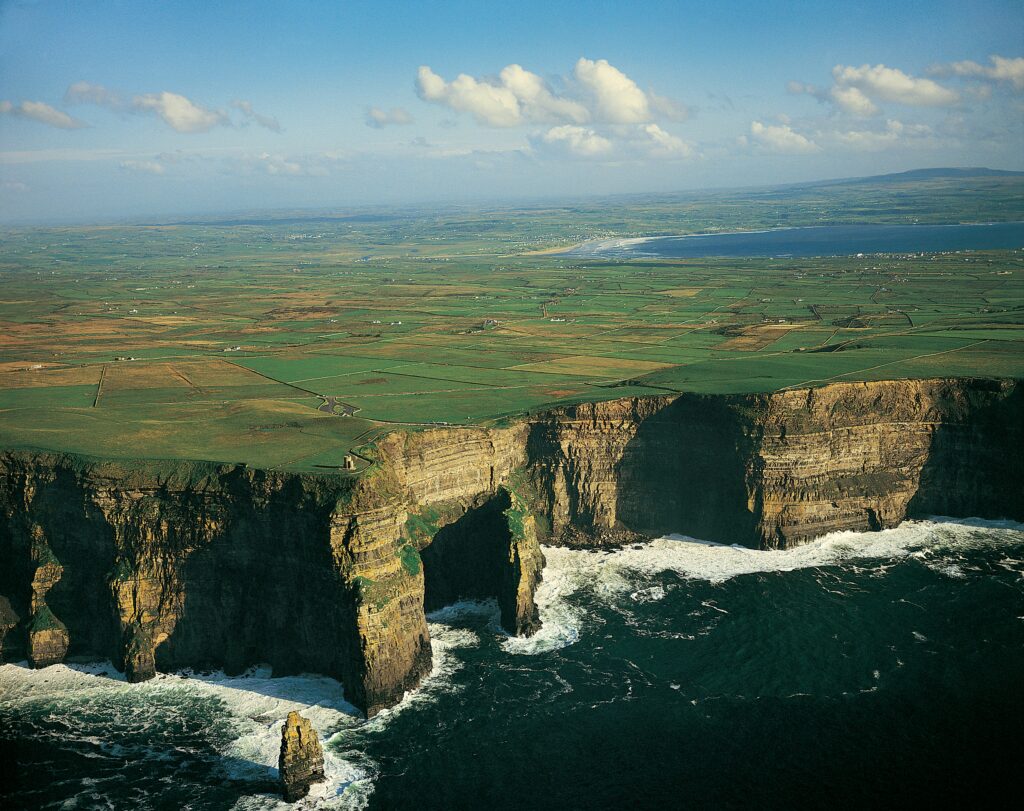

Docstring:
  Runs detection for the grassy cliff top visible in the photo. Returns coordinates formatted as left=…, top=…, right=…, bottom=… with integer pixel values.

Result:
left=2, top=173, right=1022, bottom=471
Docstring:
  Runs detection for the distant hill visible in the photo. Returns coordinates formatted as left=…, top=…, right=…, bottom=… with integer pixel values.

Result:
left=810, top=167, right=1024, bottom=187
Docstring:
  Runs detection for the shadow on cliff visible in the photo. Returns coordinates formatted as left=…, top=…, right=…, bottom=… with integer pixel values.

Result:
left=152, top=473, right=360, bottom=697
left=422, top=493, right=510, bottom=613
left=614, top=394, right=761, bottom=546
left=906, top=380, right=1024, bottom=522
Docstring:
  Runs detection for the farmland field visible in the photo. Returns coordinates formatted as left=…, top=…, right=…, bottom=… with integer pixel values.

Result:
left=2, top=172, right=1022, bottom=470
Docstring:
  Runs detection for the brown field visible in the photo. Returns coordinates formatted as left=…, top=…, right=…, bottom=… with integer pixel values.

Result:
left=720, top=325, right=805, bottom=351
left=102, top=362, right=193, bottom=391
left=0, top=364, right=102, bottom=388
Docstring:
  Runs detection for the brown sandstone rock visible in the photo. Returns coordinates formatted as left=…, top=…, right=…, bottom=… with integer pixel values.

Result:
left=0, top=595, right=19, bottom=661
left=27, top=608, right=69, bottom=668
left=278, top=711, right=325, bottom=802
left=0, top=378, right=1018, bottom=717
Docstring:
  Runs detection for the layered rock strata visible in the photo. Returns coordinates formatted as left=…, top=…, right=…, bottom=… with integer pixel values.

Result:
left=279, top=711, right=325, bottom=802
left=531, top=378, right=1021, bottom=548
left=0, top=377, right=1020, bottom=715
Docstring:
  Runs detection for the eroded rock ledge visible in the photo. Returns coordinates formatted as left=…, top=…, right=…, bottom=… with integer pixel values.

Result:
left=0, top=378, right=1020, bottom=715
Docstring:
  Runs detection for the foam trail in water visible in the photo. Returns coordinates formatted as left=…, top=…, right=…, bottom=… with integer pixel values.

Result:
left=503, top=518, right=1024, bottom=656
left=365, top=599, right=495, bottom=728
left=0, top=662, right=374, bottom=809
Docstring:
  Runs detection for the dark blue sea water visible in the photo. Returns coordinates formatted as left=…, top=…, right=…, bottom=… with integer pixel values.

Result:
left=566, top=222, right=1024, bottom=259
left=3, top=518, right=1023, bottom=810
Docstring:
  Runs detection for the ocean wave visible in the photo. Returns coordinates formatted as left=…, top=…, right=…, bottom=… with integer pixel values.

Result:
left=364, top=600, right=494, bottom=728
left=505, top=518, right=1024, bottom=656
left=0, top=661, right=374, bottom=810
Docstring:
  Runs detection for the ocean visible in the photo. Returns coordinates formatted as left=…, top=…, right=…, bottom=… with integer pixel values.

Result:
left=565, top=221, right=1024, bottom=259
left=2, top=517, right=1023, bottom=810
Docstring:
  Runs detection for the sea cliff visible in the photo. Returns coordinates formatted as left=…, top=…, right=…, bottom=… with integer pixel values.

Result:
left=1, top=377, right=1020, bottom=715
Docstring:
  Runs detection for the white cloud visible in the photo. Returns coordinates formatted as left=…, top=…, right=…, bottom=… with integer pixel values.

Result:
left=64, top=81, right=121, bottom=109
left=0, top=99, right=87, bottom=129
left=66, top=82, right=280, bottom=132
left=245, top=152, right=329, bottom=177
left=535, top=125, right=612, bottom=157
left=364, top=106, right=414, bottom=128
left=415, top=58, right=684, bottom=128
left=634, top=123, right=695, bottom=159
left=417, top=66, right=522, bottom=127
left=830, top=119, right=933, bottom=151
left=119, top=159, right=166, bottom=175
left=499, top=64, right=589, bottom=123
left=938, top=55, right=1024, bottom=91
left=828, top=85, right=880, bottom=117
left=832, top=64, right=959, bottom=109
left=132, top=91, right=229, bottom=133
left=649, top=89, right=690, bottom=121
left=2, top=180, right=29, bottom=193
left=572, top=58, right=650, bottom=123
left=231, top=99, right=281, bottom=132
left=749, top=120, right=820, bottom=154
left=790, top=64, right=959, bottom=117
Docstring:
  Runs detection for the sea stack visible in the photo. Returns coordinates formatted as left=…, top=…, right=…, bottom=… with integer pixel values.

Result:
left=278, top=711, right=326, bottom=802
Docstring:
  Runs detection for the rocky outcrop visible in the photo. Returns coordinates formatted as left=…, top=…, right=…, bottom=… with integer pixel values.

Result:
left=0, top=595, right=18, bottom=658
left=0, top=435, right=543, bottom=716
left=528, top=378, right=1022, bottom=548
left=419, top=487, right=544, bottom=637
left=0, top=377, right=1020, bottom=715
left=278, top=711, right=325, bottom=802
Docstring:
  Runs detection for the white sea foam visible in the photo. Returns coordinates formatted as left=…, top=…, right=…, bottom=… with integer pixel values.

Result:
left=502, top=518, right=1024, bottom=656
left=365, top=599, right=493, bottom=728
left=0, top=661, right=374, bottom=809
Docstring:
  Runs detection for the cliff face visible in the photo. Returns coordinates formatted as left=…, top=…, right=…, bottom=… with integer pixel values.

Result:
left=0, top=424, right=541, bottom=717
left=528, top=378, right=1022, bottom=548
left=0, top=377, right=1020, bottom=715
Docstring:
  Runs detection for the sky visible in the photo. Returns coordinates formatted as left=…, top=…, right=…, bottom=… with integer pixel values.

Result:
left=1, top=0, right=1022, bottom=223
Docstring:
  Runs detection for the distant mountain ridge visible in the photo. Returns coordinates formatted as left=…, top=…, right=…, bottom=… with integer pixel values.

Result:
left=810, top=167, right=1024, bottom=187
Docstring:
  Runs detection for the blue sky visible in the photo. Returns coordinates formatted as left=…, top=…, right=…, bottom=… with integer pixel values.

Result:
left=1, top=0, right=1022, bottom=223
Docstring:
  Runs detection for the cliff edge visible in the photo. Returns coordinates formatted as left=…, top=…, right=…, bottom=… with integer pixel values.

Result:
left=0, top=377, right=1019, bottom=715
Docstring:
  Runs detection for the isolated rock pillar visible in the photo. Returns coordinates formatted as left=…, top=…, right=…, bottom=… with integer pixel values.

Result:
left=279, top=710, right=326, bottom=802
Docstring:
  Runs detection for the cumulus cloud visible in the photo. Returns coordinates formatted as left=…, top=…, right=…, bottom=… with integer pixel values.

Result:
left=246, top=152, right=329, bottom=177
left=534, top=125, right=612, bottom=157
left=0, top=99, right=87, bottom=129
left=64, top=81, right=122, bottom=109
left=65, top=82, right=279, bottom=133
left=832, top=64, right=959, bottom=108
left=364, top=106, right=414, bottom=128
left=789, top=64, right=958, bottom=117
left=573, top=57, right=650, bottom=123
left=830, top=119, right=934, bottom=151
left=634, top=123, right=695, bottom=159
left=531, top=121, right=694, bottom=161
left=828, top=85, right=880, bottom=117
left=231, top=99, right=281, bottom=132
left=932, top=55, right=1024, bottom=91
left=749, top=120, right=820, bottom=154
left=119, top=159, right=166, bottom=175
left=415, top=58, right=683, bottom=128
left=417, top=66, right=522, bottom=126
left=131, top=91, right=229, bottom=133
left=500, top=63, right=589, bottom=123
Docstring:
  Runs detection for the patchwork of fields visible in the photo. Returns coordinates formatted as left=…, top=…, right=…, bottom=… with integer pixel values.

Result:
left=2, top=183, right=1023, bottom=471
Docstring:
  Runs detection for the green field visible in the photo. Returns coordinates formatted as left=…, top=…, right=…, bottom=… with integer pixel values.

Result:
left=2, top=172, right=1022, bottom=470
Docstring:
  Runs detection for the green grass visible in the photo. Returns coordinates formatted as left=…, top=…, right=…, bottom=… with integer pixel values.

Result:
left=2, top=172, right=1022, bottom=469
left=398, top=544, right=421, bottom=577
